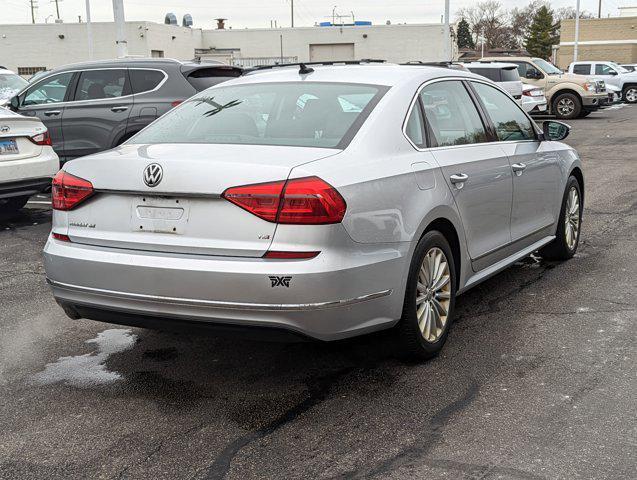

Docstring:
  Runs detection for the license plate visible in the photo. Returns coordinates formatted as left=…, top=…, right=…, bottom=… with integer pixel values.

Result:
left=0, top=139, right=18, bottom=155
left=132, top=196, right=190, bottom=234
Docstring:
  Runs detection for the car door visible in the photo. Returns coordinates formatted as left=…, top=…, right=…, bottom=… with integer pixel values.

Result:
left=594, top=63, right=621, bottom=89
left=470, top=80, right=561, bottom=244
left=422, top=80, right=513, bottom=267
left=16, top=71, right=75, bottom=154
left=62, top=68, right=133, bottom=158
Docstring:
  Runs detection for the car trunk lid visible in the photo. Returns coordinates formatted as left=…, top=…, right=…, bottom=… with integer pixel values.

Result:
left=61, top=143, right=339, bottom=257
left=0, top=114, right=46, bottom=162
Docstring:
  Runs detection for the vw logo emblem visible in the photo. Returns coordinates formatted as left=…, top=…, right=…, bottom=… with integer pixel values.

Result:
left=0, top=125, right=9, bottom=133
left=143, top=163, right=163, bottom=188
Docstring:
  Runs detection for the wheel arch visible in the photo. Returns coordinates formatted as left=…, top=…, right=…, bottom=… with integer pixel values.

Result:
left=569, top=166, right=585, bottom=204
left=423, top=217, right=462, bottom=290
left=552, top=88, right=582, bottom=108
left=112, top=130, right=140, bottom=148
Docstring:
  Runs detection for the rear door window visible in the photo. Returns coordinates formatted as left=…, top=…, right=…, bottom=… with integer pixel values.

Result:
left=74, top=69, right=129, bottom=101
left=130, top=69, right=165, bottom=94
left=500, top=68, right=520, bottom=82
left=572, top=64, right=591, bottom=75
left=420, top=80, right=488, bottom=147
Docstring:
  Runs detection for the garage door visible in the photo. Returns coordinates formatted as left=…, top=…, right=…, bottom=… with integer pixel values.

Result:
left=309, top=43, right=355, bottom=62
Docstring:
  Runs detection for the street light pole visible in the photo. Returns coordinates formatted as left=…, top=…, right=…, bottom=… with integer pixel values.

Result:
left=291, top=0, right=294, bottom=27
left=112, top=0, right=128, bottom=58
left=574, top=0, right=580, bottom=62
left=85, top=0, right=93, bottom=60
left=444, top=0, right=451, bottom=61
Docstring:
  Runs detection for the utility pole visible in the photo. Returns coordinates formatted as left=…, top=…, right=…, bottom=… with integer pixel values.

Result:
left=443, top=0, right=451, bottom=61
left=291, top=0, right=294, bottom=27
left=53, top=0, right=60, bottom=20
left=574, top=0, right=580, bottom=62
left=86, top=0, right=93, bottom=60
left=112, top=0, right=128, bottom=57
left=598, top=0, right=602, bottom=19
left=29, top=0, right=38, bottom=24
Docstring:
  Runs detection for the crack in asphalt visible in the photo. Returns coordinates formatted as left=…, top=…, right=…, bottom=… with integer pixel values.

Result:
left=342, top=380, right=480, bottom=479
left=203, top=366, right=355, bottom=480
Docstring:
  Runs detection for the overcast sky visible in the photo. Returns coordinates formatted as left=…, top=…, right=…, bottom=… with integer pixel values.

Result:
left=3, top=0, right=633, bottom=27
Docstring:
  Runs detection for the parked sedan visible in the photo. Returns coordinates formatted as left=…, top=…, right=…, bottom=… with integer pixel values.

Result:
left=44, top=64, right=583, bottom=359
left=521, top=84, right=547, bottom=114
left=7, top=58, right=242, bottom=162
left=0, top=108, right=59, bottom=215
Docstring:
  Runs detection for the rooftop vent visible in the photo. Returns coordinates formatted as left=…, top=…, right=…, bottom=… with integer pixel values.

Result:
left=216, top=18, right=227, bottom=30
left=165, top=13, right=178, bottom=26
left=183, top=14, right=193, bottom=28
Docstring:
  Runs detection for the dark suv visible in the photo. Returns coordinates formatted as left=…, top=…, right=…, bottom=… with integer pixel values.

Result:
left=7, top=58, right=242, bottom=161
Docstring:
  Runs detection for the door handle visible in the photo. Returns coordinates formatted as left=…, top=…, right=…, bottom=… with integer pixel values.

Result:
left=111, top=106, right=129, bottom=112
left=449, top=173, right=469, bottom=187
left=44, top=110, right=61, bottom=116
left=511, top=163, right=527, bottom=176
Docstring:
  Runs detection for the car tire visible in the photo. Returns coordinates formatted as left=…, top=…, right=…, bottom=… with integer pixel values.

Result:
left=622, top=85, right=637, bottom=104
left=539, top=176, right=582, bottom=261
left=396, top=230, right=456, bottom=360
left=553, top=93, right=582, bottom=120
left=0, top=196, right=29, bottom=216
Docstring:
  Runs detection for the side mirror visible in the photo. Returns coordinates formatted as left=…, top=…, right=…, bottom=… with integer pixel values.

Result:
left=8, top=96, right=19, bottom=111
left=542, top=121, right=570, bottom=141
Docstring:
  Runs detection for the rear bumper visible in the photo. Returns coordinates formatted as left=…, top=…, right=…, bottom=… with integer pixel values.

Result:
left=0, top=177, right=52, bottom=199
left=0, top=148, right=59, bottom=199
left=43, top=236, right=409, bottom=341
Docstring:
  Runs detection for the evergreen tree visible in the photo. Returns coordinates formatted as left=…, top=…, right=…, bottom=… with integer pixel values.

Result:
left=457, top=18, right=475, bottom=49
left=524, top=6, right=557, bottom=59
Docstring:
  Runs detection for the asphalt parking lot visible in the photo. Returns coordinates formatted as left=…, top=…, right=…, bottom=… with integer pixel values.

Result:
left=1, top=105, right=635, bottom=480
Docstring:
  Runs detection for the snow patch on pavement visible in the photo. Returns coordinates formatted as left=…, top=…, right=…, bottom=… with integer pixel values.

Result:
left=32, top=329, right=137, bottom=388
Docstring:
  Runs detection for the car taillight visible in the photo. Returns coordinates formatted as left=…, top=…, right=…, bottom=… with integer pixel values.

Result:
left=29, top=130, right=52, bottom=146
left=222, top=176, right=346, bottom=225
left=52, top=171, right=94, bottom=211
left=52, top=233, right=71, bottom=242
left=171, top=100, right=184, bottom=107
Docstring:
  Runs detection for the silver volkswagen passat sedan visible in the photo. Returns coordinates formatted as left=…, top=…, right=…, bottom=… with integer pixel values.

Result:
left=44, top=63, right=583, bottom=358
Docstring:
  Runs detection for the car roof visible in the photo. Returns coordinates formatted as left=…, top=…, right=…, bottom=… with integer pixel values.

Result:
left=462, top=61, right=519, bottom=69
left=481, top=56, right=532, bottom=61
left=0, top=69, right=17, bottom=75
left=44, top=57, right=187, bottom=74
left=228, top=63, right=477, bottom=88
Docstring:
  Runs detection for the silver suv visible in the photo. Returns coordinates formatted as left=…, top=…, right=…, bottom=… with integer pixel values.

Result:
left=43, top=64, right=584, bottom=359
left=7, top=58, right=242, bottom=162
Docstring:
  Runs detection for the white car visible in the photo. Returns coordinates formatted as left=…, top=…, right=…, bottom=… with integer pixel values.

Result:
left=568, top=61, right=637, bottom=103
left=463, top=62, right=523, bottom=103
left=0, top=68, right=28, bottom=105
left=0, top=108, right=59, bottom=214
left=521, top=84, right=547, bottom=113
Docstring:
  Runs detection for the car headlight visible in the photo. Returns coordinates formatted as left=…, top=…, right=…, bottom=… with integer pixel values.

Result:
left=584, top=82, right=595, bottom=91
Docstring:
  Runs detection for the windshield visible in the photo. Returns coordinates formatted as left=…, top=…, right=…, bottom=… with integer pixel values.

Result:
left=533, top=58, right=563, bottom=75
left=130, top=82, right=386, bottom=149
left=609, top=62, right=629, bottom=74
left=0, top=73, right=28, bottom=99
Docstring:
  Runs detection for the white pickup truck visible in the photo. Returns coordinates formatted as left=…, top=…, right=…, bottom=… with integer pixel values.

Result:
left=568, top=61, right=637, bottom=104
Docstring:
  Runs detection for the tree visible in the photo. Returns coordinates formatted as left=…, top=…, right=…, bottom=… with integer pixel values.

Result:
left=457, top=18, right=475, bottom=49
left=524, top=5, right=558, bottom=59
left=456, top=1, right=513, bottom=50
left=510, top=1, right=549, bottom=49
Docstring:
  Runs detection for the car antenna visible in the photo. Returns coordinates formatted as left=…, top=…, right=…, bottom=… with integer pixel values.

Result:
left=299, top=63, right=314, bottom=75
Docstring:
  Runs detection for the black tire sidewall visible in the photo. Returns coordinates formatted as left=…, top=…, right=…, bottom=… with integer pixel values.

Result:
left=399, top=230, right=457, bottom=357
left=553, top=93, right=582, bottom=120
left=556, top=176, right=583, bottom=256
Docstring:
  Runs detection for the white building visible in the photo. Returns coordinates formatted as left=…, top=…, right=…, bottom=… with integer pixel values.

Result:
left=0, top=21, right=455, bottom=75
left=618, top=6, right=637, bottom=17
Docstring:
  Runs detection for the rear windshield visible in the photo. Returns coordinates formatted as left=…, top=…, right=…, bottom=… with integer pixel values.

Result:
left=129, top=82, right=386, bottom=148
left=468, top=67, right=519, bottom=82
left=184, top=67, right=243, bottom=91
left=500, top=68, right=520, bottom=82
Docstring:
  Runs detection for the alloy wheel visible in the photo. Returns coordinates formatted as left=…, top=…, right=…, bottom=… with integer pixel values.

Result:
left=625, top=88, right=637, bottom=103
left=416, top=247, right=451, bottom=343
left=557, top=98, right=575, bottom=116
left=564, top=186, right=580, bottom=250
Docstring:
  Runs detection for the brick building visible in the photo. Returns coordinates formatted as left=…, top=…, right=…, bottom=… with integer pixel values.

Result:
left=557, top=16, right=637, bottom=68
